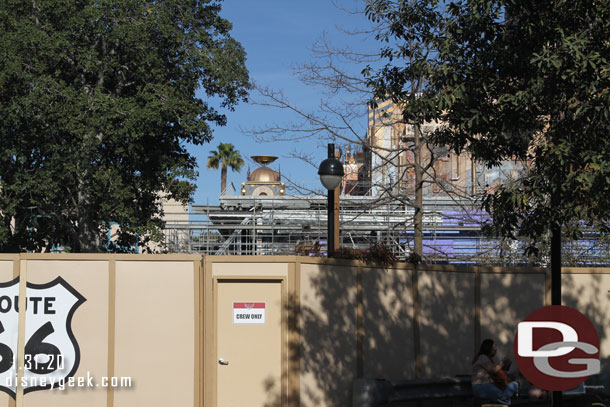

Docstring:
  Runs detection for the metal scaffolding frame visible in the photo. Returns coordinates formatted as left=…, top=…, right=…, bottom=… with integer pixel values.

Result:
left=160, top=195, right=610, bottom=265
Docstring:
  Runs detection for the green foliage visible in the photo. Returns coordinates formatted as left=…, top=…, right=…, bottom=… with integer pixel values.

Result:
left=206, top=143, right=244, bottom=194
left=365, top=0, right=450, bottom=259
left=367, top=0, right=610, bottom=253
left=0, top=0, right=250, bottom=252
left=365, top=0, right=447, bottom=123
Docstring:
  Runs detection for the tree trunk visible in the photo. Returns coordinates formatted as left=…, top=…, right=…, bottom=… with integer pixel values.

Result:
left=76, top=216, right=101, bottom=253
left=471, top=154, right=477, bottom=196
left=74, top=174, right=101, bottom=253
left=551, top=201, right=562, bottom=407
left=413, top=123, right=423, bottom=260
left=221, top=167, right=227, bottom=195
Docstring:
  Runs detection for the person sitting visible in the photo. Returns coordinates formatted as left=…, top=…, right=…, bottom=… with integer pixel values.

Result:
left=472, top=338, right=519, bottom=405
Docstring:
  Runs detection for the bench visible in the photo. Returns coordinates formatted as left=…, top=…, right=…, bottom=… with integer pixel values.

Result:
left=354, top=375, right=610, bottom=407
left=354, top=377, right=473, bottom=407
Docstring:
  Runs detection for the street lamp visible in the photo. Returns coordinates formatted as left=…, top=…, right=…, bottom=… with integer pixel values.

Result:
left=318, top=143, right=344, bottom=255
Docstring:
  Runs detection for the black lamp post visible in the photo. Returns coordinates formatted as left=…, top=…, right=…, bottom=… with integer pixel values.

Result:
left=318, top=143, right=344, bottom=255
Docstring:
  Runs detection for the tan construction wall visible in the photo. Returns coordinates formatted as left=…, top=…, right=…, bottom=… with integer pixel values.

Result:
left=479, top=268, right=547, bottom=365
left=0, top=254, right=202, bottom=407
left=361, top=266, right=414, bottom=381
left=298, top=262, right=357, bottom=407
left=562, top=268, right=610, bottom=371
left=0, top=255, right=607, bottom=407
left=0, top=256, right=18, bottom=407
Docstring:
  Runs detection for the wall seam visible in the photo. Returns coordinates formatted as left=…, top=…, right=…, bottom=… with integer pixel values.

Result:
left=356, top=266, right=364, bottom=378
left=106, top=259, right=116, bottom=407
left=8, top=257, right=19, bottom=407
left=411, top=265, right=421, bottom=379
left=15, top=260, right=27, bottom=407
left=474, top=267, right=481, bottom=355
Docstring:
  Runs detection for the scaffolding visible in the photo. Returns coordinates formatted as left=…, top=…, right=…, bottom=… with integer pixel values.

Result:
left=160, top=195, right=610, bottom=265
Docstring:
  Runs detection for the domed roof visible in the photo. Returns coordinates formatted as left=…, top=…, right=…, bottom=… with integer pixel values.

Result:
left=248, top=166, right=280, bottom=183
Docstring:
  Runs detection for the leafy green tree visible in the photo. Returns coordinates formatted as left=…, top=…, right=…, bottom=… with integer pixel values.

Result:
left=206, top=143, right=244, bottom=195
left=365, top=0, right=448, bottom=262
left=369, top=7, right=610, bottom=383
left=367, top=0, right=610, bottom=258
left=0, top=0, right=250, bottom=252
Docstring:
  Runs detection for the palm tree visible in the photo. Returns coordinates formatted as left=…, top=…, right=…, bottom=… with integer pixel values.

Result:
left=206, top=143, right=245, bottom=195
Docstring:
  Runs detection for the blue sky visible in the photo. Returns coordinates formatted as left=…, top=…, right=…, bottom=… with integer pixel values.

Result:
left=191, top=0, right=376, bottom=205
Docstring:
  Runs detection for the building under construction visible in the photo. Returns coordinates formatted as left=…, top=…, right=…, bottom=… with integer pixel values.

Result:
left=159, top=100, right=610, bottom=264
left=161, top=155, right=610, bottom=265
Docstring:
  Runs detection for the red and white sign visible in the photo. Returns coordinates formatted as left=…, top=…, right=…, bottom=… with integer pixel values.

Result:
left=514, top=305, right=600, bottom=391
left=233, top=302, right=266, bottom=324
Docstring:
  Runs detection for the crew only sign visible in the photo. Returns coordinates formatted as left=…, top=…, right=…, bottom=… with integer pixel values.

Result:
left=0, top=277, right=85, bottom=398
left=233, top=302, right=266, bottom=324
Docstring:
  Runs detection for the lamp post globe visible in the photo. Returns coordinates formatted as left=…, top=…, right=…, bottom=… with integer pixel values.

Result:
left=318, top=143, right=344, bottom=256
left=318, top=157, right=344, bottom=190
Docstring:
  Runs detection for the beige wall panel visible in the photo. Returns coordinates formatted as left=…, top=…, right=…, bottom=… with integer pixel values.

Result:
left=362, top=267, right=414, bottom=380
left=300, top=263, right=356, bottom=407
left=562, top=272, right=610, bottom=370
left=0, top=261, right=15, bottom=278
left=480, top=272, right=545, bottom=362
left=0, top=261, right=16, bottom=284
left=23, top=260, right=109, bottom=407
left=114, top=261, right=195, bottom=407
left=212, top=262, right=288, bottom=277
left=418, top=270, right=475, bottom=377
left=0, top=261, right=15, bottom=406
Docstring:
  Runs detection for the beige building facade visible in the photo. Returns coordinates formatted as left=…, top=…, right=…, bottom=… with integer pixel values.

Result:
left=366, top=99, right=477, bottom=198
left=365, top=100, right=525, bottom=199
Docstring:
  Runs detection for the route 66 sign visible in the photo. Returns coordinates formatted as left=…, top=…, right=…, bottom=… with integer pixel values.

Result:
left=0, top=277, right=86, bottom=398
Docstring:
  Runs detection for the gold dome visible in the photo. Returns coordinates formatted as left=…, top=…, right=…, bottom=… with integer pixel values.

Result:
left=248, top=166, right=280, bottom=183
